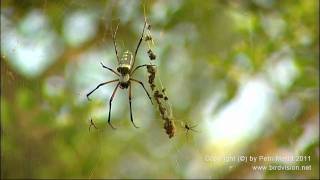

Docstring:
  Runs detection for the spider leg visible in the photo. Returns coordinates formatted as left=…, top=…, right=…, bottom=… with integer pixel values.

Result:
left=111, top=22, right=120, bottom=63
left=132, top=21, right=147, bottom=68
left=130, top=64, right=155, bottom=75
left=100, top=62, right=120, bottom=76
left=89, top=118, right=98, bottom=132
left=190, top=124, right=197, bottom=128
left=128, top=83, right=139, bottom=128
left=130, top=78, right=153, bottom=105
left=190, top=128, right=199, bottom=133
left=86, top=79, right=119, bottom=100
left=108, top=82, right=120, bottom=129
left=189, top=124, right=199, bottom=132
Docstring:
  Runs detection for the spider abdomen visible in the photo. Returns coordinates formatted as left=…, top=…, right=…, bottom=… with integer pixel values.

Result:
left=117, top=50, right=133, bottom=75
left=117, top=65, right=130, bottom=74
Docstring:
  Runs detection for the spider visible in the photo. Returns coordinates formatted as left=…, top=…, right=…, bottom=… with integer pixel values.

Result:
left=86, top=21, right=153, bottom=129
left=184, top=123, right=198, bottom=135
left=89, top=118, right=98, bottom=132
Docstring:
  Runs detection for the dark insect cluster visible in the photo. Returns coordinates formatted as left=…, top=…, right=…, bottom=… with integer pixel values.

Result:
left=147, top=64, right=156, bottom=91
left=147, top=49, right=156, bottom=60
left=144, top=22, right=175, bottom=138
left=144, top=35, right=152, bottom=41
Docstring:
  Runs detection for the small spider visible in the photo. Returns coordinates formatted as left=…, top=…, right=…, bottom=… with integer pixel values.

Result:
left=184, top=123, right=198, bottom=135
left=86, top=21, right=153, bottom=129
left=89, top=118, right=98, bottom=132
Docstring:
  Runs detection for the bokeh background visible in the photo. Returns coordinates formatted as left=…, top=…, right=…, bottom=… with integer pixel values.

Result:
left=1, top=0, right=319, bottom=179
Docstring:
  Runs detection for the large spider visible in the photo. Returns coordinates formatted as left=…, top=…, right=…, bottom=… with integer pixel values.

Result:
left=86, top=21, right=153, bottom=129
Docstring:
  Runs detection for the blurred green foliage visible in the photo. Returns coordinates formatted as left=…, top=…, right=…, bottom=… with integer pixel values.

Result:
left=1, top=0, right=319, bottom=179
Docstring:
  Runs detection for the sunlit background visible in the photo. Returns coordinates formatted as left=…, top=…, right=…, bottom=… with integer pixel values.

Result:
left=1, top=0, right=319, bottom=179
